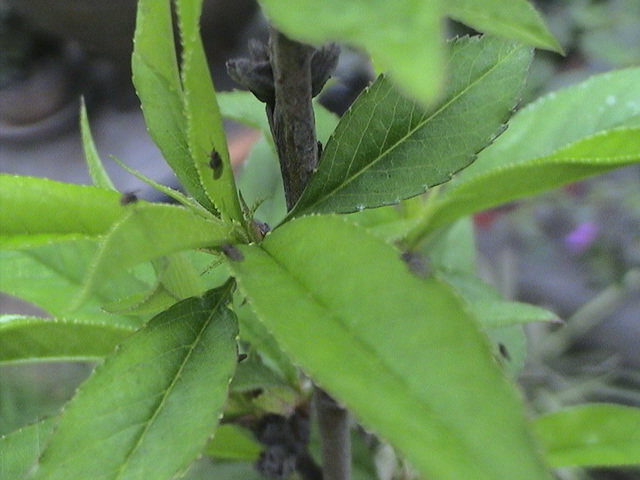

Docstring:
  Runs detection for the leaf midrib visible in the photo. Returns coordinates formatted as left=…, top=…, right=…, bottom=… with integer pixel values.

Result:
left=294, top=43, right=521, bottom=216
left=112, top=286, right=230, bottom=479
left=252, top=244, right=496, bottom=477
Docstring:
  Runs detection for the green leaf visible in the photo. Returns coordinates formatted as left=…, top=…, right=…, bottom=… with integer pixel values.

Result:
left=203, top=424, right=261, bottom=461
left=234, top=294, right=298, bottom=387
left=0, top=315, right=135, bottom=364
left=422, top=127, right=640, bottom=236
left=226, top=215, right=552, bottom=480
left=131, top=0, right=214, bottom=212
left=217, top=91, right=272, bottom=134
left=102, top=284, right=178, bottom=316
left=445, top=0, right=563, bottom=53
left=0, top=175, right=122, bottom=238
left=314, top=101, right=341, bottom=145
left=29, top=285, right=238, bottom=480
left=345, top=203, right=423, bottom=243
left=412, top=67, right=640, bottom=239
left=258, top=0, right=444, bottom=105
left=289, top=36, right=532, bottom=218
left=77, top=203, right=235, bottom=305
left=110, top=155, right=211, bottom=216
left=231, top=354, right=288, bottom=392
left=438, top=270, right=560, bottom=328
left=486, top=325, right=527, bottom=378
left=0, top=241, right=148, bottom=327
left=217, top=91, right=339, bottom=145
left=237, top=135, right=287, bottom=227
left=534, top=404, right=640, bottom=467
left=0, top=418, right=57, bottom=479
left=156, top=253, right=204, bottom=300
left=176, top=0, right=243, bottom=223
left=183, top=460, right=264, bottom=480
left=80, top=98, right=116, bottom=190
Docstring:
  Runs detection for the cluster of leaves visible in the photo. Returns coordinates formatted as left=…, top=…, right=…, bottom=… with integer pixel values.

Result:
left=1, top=0, right=640, bottom=479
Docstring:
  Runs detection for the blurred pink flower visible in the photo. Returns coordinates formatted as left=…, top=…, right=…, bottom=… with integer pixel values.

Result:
left=564, top=221, right=598, bottom=253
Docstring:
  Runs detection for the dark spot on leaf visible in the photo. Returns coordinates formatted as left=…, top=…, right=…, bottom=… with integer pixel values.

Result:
left=498, top=343, right=511, bottom=361
left=209, top=150, right=223, bottom=179
left=221, top=243, right=244, bottom=261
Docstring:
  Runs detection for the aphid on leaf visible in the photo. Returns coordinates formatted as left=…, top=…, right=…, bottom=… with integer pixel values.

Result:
left=209, top=149, right=223, bottom=180
left=220, top=243, right=243, bottom=262
left=119, top=191, right=138, bottom=206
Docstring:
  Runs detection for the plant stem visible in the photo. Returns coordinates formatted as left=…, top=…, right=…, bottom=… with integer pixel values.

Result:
left=268, top=28, right=351, bottom=480
left=268, top=28, right=319, bottom=209
left=315, top=388, right=352, bottom=480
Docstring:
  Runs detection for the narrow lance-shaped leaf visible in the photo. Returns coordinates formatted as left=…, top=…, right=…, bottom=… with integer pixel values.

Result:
left=0, top=175, right=122, bottom=238
left=0, top=315, right=136, bottom=364
left=412, top=67, right=640, bottom=238
left=131, top=0, right=214, bottom=212
left=259, top=0, right=443, bottom=105
left=29, top=284, right=238, bottom=480
left=437, top=270, right=560, bottom=328
left=288, top=36, right=532, bottom=218
left=226, top=215, right=553, bottom=480
left=533, top=404, right=640, bottom=467
left=445, top=0, right=562, bottom=53
left=176, top=0, right=243, bottom=223
left=109, top=154, right=211, bottom=216
left=80, top=98, right=116, bottom=190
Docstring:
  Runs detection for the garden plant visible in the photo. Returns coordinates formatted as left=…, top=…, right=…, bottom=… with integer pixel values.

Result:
left=1, top=0, right=640, bottom=479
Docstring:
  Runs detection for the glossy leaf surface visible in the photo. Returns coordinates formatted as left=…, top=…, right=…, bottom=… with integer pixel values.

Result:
left=227, top=215, right=552, bottom=480
left=289, top=36, right=532, bottom=218
left=29, top=285, right=238, bottom=480
left=534, top=404, right=640, bottom=467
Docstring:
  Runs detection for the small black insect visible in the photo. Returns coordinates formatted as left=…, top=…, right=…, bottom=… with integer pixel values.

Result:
left=209, top=150, right=223, bottom=180
left=498, top=343, right=511, bottom=361
left=220, top=243, right=244, bottom=262
left=119, top=191, right=138, bottom=206
left=238, top=353, right=248, bottom=363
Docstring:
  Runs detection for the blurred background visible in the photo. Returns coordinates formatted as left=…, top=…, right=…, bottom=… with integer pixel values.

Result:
left=1, top=0, right=639, bottom=478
